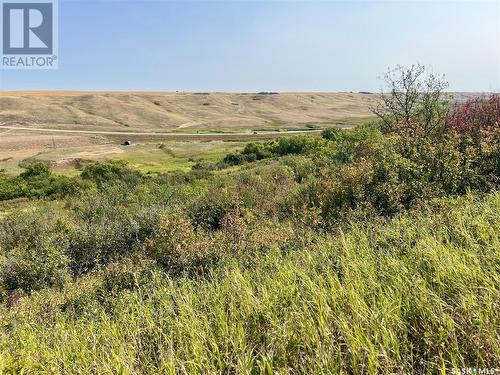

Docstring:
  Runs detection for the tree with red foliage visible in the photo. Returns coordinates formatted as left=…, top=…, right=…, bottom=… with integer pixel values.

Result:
left=446, top=94, right=500, bottom=144
left=373, top=64, right=499, bottom=194
left=445, top=94, right=500, bottom=184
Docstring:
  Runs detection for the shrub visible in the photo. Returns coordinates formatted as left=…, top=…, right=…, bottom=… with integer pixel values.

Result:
left=273, top=135, right=324, bottom=156
left=0, top=207, right=69, bottom=253
left=282, top=155, right=318, bottom=183
left=0, top=208, right=73, bottom=293
left=223, top=136, right=326, bottom=167
left=446, top=94, right=500, bottom=138
left=365, top=140, right=438, bottom=213
left=296, top=137, right=443, bottom=224
left=321, top=127, right=342, bottom=141
left=0, top=161, right=81, bottom=201
left=19, top=161, right=52, bottom=179
left=298, top=161, right=373, bottom=225
left=445, top=94, right=500, bottom=190
left=241, top=142, right=273, bottom=159
left=68, top=189, right=142, bottom=275
left=233, top=165, right=295, bottom=217
left=81, top=160, right=142, bottom=187
left=0, top=160, right=90, bottom=201
left=326, top=122, right=384, bottom=165
left=188, top=188, right=241, bottom=231
left=145, top=211, right=218, bottom=274
left=191, top=161, right=219, bottom=172
left=1, top=236, right=71, bottom=293
left=0, top=179, right=26, bottom=201
left=223, top=152, right=246, bottom=166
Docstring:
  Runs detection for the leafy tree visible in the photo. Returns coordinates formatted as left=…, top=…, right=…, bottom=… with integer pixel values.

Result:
left=373, top=64, right=450, bottom=141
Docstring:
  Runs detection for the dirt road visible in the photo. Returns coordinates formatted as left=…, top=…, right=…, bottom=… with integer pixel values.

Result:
left=0, top=125, right=323, bottom=138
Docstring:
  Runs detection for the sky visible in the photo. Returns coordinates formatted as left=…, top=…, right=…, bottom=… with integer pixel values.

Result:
left=0, top=0, right=499, bottom=92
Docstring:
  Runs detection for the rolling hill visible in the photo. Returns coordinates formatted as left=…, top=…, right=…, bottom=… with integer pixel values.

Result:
left=0, top=91, right=379, bottom=133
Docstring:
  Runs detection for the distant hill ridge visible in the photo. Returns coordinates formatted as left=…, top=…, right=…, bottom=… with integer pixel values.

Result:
left=0, top=92, right=379, bottom=132
left=0, top=91, right=483, bottom=132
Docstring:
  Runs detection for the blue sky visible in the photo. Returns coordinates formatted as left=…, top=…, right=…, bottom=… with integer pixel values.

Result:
left=1, top=0, right=499, bottom=92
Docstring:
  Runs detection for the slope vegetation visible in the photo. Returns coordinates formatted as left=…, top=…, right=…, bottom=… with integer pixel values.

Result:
left=0, top=91, right=377, bottom=132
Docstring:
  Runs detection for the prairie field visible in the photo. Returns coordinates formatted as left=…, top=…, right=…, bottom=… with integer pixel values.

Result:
left=1, top=192, right=498, bottom=373
left=1, top=0, right=498, bottom=370
left=0, top=84, right=498, bottom=374
left=0, top=91, right=479, bottom=175
left=0, top=91, right=379, bottom=175
left=0, top=91, right=377, bottom=132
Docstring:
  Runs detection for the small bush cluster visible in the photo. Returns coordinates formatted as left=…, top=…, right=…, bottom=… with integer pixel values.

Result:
left=81, top=159, right=143, bottom=187
left=0, top=160, right=143, bottom=202
left=223, top=135, right=326, bottom=166
left=145, top=210, right=220, bottom=275
left=0, top=209, right=71, bottom=293
left=0, top=161, right=83, bottom=201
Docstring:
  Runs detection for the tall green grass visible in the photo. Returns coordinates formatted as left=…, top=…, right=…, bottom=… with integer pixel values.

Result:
left=1, top=192, right=498, bottom=374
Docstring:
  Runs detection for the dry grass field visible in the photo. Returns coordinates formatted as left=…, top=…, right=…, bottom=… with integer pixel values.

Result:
left=0, top=91, right=378, bottom=174
left=0, top=91, right=480, bottom=174
left=0, top=91, right=378, bottom=132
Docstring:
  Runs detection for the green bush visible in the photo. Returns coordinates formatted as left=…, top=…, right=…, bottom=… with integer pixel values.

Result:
left=19, top=161, right=52, bottom=178
left=233, top=164, right=295, bottom=217
left=81, top=160, right=142, bottom=187
left=241, top=142, right=273, bottom=159
left=223, top=152, right=246, bottom=165
left=67, top=189, right=143, bottom=275
left=0, top=161, right=83, bottom=201
left=326, top=122, right=384, bottom=164
left=282, top=155, right=318, bottom=182
left=188, top=188, right=241, bottom=231
left=223, top=135, right=326, bottom=167
left=0, top=208, right=72, bottom=293
left=273, top=135, right=324, bottom=156
left=1, top=236, right=71, bottom=293
left=321, top=127, right=342, bottom=141
left=146, top=210, right=218, bottom=274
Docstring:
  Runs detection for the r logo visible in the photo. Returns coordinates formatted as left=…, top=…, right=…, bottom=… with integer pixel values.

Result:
left=2, top=2, right=53, bottom=54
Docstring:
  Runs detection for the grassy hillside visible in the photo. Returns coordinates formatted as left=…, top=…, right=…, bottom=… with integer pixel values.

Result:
left=0, top=91, right=378, bottom=175
left=0, top=92, right=377, bottom=133
left=0, top=192, right=498, bottom=374
left=0, top=83, right=498, bottom=373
